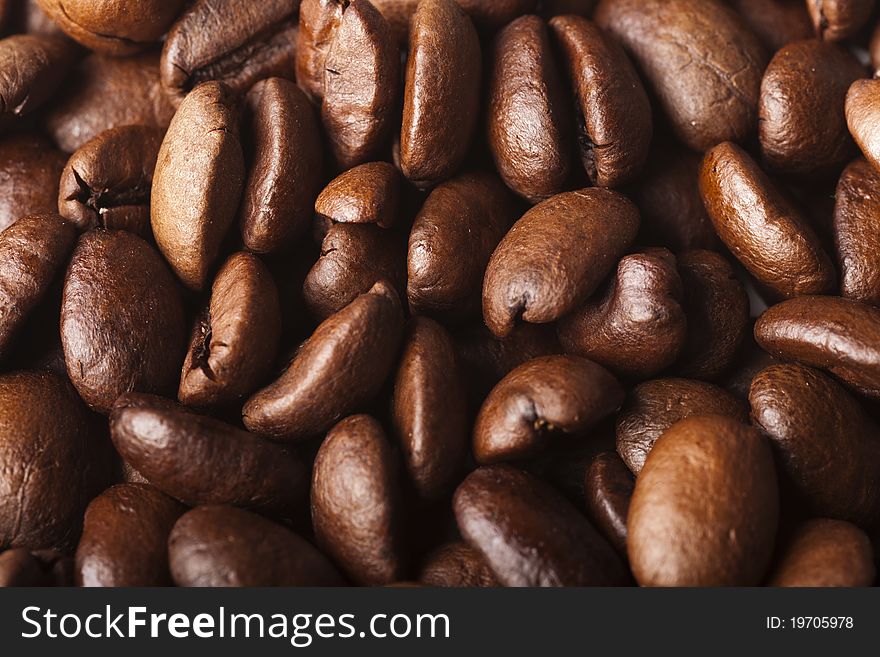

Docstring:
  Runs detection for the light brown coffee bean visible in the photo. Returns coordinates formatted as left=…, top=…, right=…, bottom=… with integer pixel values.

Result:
left=315, top=161, right=401, bottom=229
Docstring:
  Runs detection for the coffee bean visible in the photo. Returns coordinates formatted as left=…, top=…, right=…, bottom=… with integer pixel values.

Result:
left=729, top=0, right=813, bottom=52
left=806, top=0, right=875, bottom=42
left=418, top=541, right=498, bottom=587
left=834, top=158, right=880, bottom=305
left=296, top=0, right=346, bottom=103
left=628, top=414, right=778, bottom=586
left=584, top=451, right=633, bottom=557
left=0, top=133, right=66, bottom=233
left=315, top=161, right=401, bottom=228
left=846, top=78, right=880, bottom=176
left=0, top=548, right=73, bottom=587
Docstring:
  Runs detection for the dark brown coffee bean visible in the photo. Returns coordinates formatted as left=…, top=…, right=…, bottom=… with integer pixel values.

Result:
left=834, top=158, right=880, bottom=305
left=36, top=0, right=185, bottom=55
left=559, top=249, right=686, bottom=380
left=0, top=214, right=76, bottom=361
left=58, top=125, right=164, bottom=237
left=550, top=15, right=651, bottom=188
left=111, top=393, right=307, bottom=515
left=729, top=0, right=813, bottom=52
left=750, top=363, right=880, bottom=526
left=239, top=77, right=323, bottom=254
left=243, top=281, right=404, bottom=440
left=488, top=15, right=571, bottom=202
left=75, top=483, right=186, bottom=587
left=759, top=40, right=864, bottom=178
left=768, top=519, right=875, bottom=587
left=322, top=0, right=399, bottom=170
left=846, top=78, right=880, bottom=181
left=392, top=317, right=468, bottom=499
left=675, top=249, right=750, bottom=380
left=400, top=0, right=480, bottom=188
left=616, top=378, right=748, bottom=475
left=61, top=230, right=186, bottom=414
left=315, top=161, right=401, bottom=229
left=44, top=52, right=175, bottom=153
left=0, top=548, right=73, bottom=587
left=595, top=0, right=765, bottom=151
left=584, top=451, right=633, bottom=557
left=628, top=414, right=778, bottom=586
left=151, top=81, right=244, bottom=291
left=454, top=464, right=628, bottom=586
left=700, top=141, right=836, bottom=298
left=169, top=505, right=344, bottom=587
left=296, top=0, right=345, bottom=103
left=0, top=371, right=112, bottom=551
left=807, top=0, right=874, bottom=41
left=179, top=252, right=281, bottom=408
left=0, top=133, right=66, bottom=233
left=474, top=355, right=623, bottom=465
left=755, top=295, right=880, bottom=398
left=312, top=414, right=407, bottom=585
left=483, top=188, right=639, bottom=338
left=160, top=0, right=298, bottom=107
left=408, top=171, right=516, bottom=322
left=418, top=541, right=498, bottom=587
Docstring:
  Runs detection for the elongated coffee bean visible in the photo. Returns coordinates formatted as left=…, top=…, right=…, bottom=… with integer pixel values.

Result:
left=584, top=451, right=634, bottom=557
left=846, top=79, right=880, bottom=185
left=834, top=159, right=880, bottom=305
left=0, top=133, right=67, bottom=234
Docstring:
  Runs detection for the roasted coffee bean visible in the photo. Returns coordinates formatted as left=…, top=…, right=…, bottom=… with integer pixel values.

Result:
left=58, top=125, right=164, bottom=237
left=179, top=252, right=282, bottom=408
left=0, top=371, right=112, bottom=551
left=315, top=161, right=401, bottom=229
left=807, top=0, right=875, bottom=42
left=834, top=158, right=880, bottom=305
left=454, top=464, right=627, bottom=586
left=312, top=414, right=407, bottom=585
left=473, top=355, right=622, bottom=465
left=111, top=393, right=308, bottom=515
left=550, top=15, right=651, bottom=188
left=392, top=317, right=468, bottom=500
left=408, top=171, right=516, bottom=322
left=151, top=81, right=244, bottom=291
left=483, top=188, right=639, bottom=338
left=169, top=505, right=344, bottom=587
left=243, top=281, right=404, bottom=440
left=0, top=133, right=66, bottom=233
left=36, top=0, right=185, bottom=55
left=75, top=484, right=186, bottom=587
left=759, top=40, right=863, bottom=178
left=755, top=295, right=880, bottom=398
left=628, top=414, right=778, bottom=586
left=558, top=249, right=686, bottom=380
left=700, top=141, right=836, bottom=299
left=595, top=0, right=765, bottom=151
left=846, top=78, right=880, bottom=177
left=584, top=451, right=633, bottom=557
left=239, top=78, right=323, bottom=254
left=400, top=0, right=480, bottom=188
left=418, top=541, right=498, bottom=587
left=750, top=363, right=880, bottom=526
left=767, top=519, right=875, bottom=587
left=45, top=52, right=175, bottom=153
left=487, top=15, right=571, bottom=202
left=160, top=0, right=298, bottom=107
left=0, top=214, right=76, bottom=361
left=729, top=0, right=813, bottom=52
left=616, top=378, right=748, bottom=475
left=296, top=0, right=345, bottom=103
left=0, top=548, right=73, bottom=587
left=61, top=229, right=186, bottom=414
left=721, top=331, right=778, bottom=400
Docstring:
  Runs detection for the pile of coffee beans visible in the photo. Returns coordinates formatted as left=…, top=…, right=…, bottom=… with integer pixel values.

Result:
left=1, top=0, right=880, bottom=588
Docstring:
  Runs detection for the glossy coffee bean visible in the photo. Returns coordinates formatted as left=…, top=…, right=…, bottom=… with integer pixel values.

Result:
left=628, top=415, right=778, bottom=586
left=312, top=414, right=407, bottom=585
left=75, top=484, right=186, bottom=587
left=729, top=0, right=813, bottom=52
left=58, top=125, right=164, bottom=237
left=806, top=0, right=874, bottom=42
left=111, top=393, right=307, bottom=515
left=834, top=158, right=880, bottom=305
left=616, top=378, right=748, bottom=475
left=315, top=161, right=401, bottom=229
left=755, top=296, right=880, bottom=399
left=0, top=133, right=66, bottom=233
left=846, top=78, right=880, bottom=182
left=418, top=541, right=498, bottom=587
left=454, top=464, right=628, bottom=586
left=483, top=188, right=639, bottom=338
left=169, top=505, right=344, bottom=587
left=584, top=451, right=633, bottom=557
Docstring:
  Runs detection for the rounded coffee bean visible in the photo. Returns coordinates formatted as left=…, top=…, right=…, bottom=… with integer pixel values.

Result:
left=58, top=125, right=164, bottom=237
left=700, top=141, right=836, bottom=299
left=179, top=252, right=282, bottom=408
left=729, top=0, right=813, bottom=52
left=0, top=133, right=66, bottom=233
left=807, top=0, right=874, bottom=42
left=243, top=281, right=404, bottom=440
left=628, top=415, right=778, bottom=586
left=0, top=548, right=73, bottom=587
left=315, top=161, right=401, bottom=229
left=483, top=188, right=639, bottom=338
left=169, top=505, right=344, bottom=587
left=454, top=464, right=627, bottom=586
left=151, top=81, right=245, bottom=291
left=312, top=414, right=407, bottom=585
left=616, top=378, right=748, bottom=475
left=834, top=158, right=880, bottom=305
left=755, top=295, right=880, bottom=398
left=75, top=483, right=186, bottom=587
left=419, top=541, right=498, bottom=588
left=111, top=393, right=307, bottom=515
left=846, top=79, right=880, bottom=185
